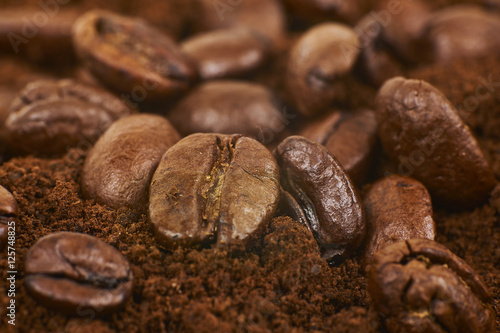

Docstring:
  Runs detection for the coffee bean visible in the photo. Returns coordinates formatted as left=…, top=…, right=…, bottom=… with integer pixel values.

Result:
left=375, top=77, right=497, bottom=208
left=167, top=80, right=286, bottom=143
left=82, top=114, right=180, bottom=212
left=275, top=136, right=365, bottom=264
left=367, top=239, right=496, bottom=333
left=362, top=175, right=435, bottom=264
left=0, top=185, right=17, bottom=249
left=72, top=10, right=197, bottom=101
left=4, top=79, right=131, bottom=155
left=25, top=232, right=133, bottom=316
left=282, top=0, right=368, bottom=25
left=286, top=23, right=360, bottom=117
left=149, top=133, right=280, bottom=250
left=417, top=5, right=500, bottom=63
left=300, top=109, right=378, bottom=185
left=181, top=28, right=270, bottom=80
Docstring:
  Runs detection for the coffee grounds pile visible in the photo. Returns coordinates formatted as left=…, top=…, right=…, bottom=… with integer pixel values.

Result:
left=0, top=0, right=499, bottom=332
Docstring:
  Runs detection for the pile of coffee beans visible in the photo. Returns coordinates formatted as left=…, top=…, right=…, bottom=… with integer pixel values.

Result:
left=0, top=0, right=499, bottom=332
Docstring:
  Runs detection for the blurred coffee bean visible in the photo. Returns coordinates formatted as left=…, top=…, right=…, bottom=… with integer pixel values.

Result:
left=82, top=114, right=180, bottom=213
left=0, top=185, right=17, bottom=249
left=72, top=10, right=197, bottom=101
left=367, top=239, right=496, bottom=333
left=168, top=80, right=286, bottom=143
left=376, top=77, right=497, bottom=208
left=300, top=109, right=378, bottom=184
left=362, top=175, right=435, bottom=264
left=275, top=136, right=365, bottom=264
left=282, top=0, right=369, bottom=25
left=4, top=79, right=131, bottom=156
left=25, top=232, right=133, bottom=316
left=181, top=28, right=270, bottom=80
left=149, top=133, right=280, bottom=250
left=286, top=23, right=360, bottom=117
left=418, top=5, right=500, bottom=63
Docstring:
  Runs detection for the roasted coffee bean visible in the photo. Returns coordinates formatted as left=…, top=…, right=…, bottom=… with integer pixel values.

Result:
left=181, top=28, right=270, bottom=80
left=0, top=185, right=17, bottom=249
left=25, top=232, right=133, bottom=316
left=418, top=5, right=500, bottom=63
left=82, top=114, right=180, bottom=212
left=367, top=239, right=496, bottom=333
left=282, top=0, right=368, bottom=25
left=286, top=23, right=360, bottom=117
left=275, top=136, right=365, bottom=263
left=168, top=80, right=286, bottom=142
left=300, top=109, right=378, bottom=185
left=149, top=133, right=280, bottom=250
left=72, top=10, right=197, bottom=101
left=376, top=77, right=497, bottom=208
left=4, top=79, right=131, bottom=155
left=362, top=175, right=435, bottom=264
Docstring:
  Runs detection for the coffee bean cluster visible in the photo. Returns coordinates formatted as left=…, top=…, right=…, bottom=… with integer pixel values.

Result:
left=0, top=1, right=498, bottom=331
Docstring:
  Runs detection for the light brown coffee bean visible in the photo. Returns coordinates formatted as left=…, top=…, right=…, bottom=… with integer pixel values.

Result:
left=25, top=232, right=133, bottom=316
left=72, top=10, right=197, bottom=101
left=282, top=0, right=368, bottom=25
left=375, top=77, right=497, bottom=208
left=82, top=114, right=180, bottom=213
left=4, top=79, right=131, bottom=155
left=362, top=175, right=435, bottom=264
left=286, top=23, right=360, bottom=117
left=300, top=109, right=378, bottom=185
left=167, top=80, right=286, bottom=142
left=0, top=185, right=17, bottom=249
left=149, top=133, right=280, bottom=250
left=275, top=136, right=366, bottom=264
left=181, top=28, right=270, bottom=80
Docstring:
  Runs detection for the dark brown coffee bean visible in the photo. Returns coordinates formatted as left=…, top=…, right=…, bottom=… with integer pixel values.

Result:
left=283, top=0, right=368, bottom=25
left=82, top=114, right=180, bottom=213
left=275, top=136, right=365, bottom=264
left=4, top=79, right=131, bottom=155
left=376, top=77, right=497, bottom=208
left=286, top=23, right=360, bottom=117
left=167, top=80, right=286, bottom=142
left=0, top=185, right=17, bottom=249
left=362, top=175, right=435, bottom=264
left=418, top=5, right=500, bottom=63
left=181, top=28, right=270, bottom=80
left=149, top=133, right=280, bottom=250
left=25, top=232, right=133, bottom=316
left=72, top=10, right=197, bottom=101
left=300, top=109, right=378, bottom=185
left=367, top=239, right=496, bottom=333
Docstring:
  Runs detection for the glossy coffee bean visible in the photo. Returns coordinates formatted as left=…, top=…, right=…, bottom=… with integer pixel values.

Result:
left=286, top=23, right=359, bottom=117
left=0, top=185, right=17, bottom=249
left=25, top=232, right=133, bottom=316
left=149, top=133, right=280, bottom=250
left=82, top=114, right=180, bottom=212
left=72, top=10, right=197, bottom=101
left=362, top=175, right=435, bottom=264
left=283, top=0, right=368, bottom=25
left=4, top=79, right=131, bottom=155
left=168, top=80, right=286, bottom=141
left=418, top=5, right=500, bottom=63
left=275, top=136, right=365, bottom=263
left=300, top=109, right=378, bottom=185
left=376, top=77, right=497, bottom=208
left=367, top=239, right=496, bottom=333
left=181, top=28, right=270, bottom=80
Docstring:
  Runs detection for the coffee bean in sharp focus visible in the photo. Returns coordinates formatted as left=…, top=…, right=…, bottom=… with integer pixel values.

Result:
left=72, top=10, right=197, bottom=101
left=4, top=79, right=131, bottom=155
left=0, top=185, right=17, bottom=249
left=167, top=80, right=286, bottom=143
left=275, top=136, right=366, bottom=264
left=286, top=23, right=360, bottom=117
left=367, top=239, right=496, bottom=333
left=376, top=77, right=497, bottom=209
left=300, top=109, right=378, bottom=185
left=25, top=232, right=133, bottom=316
left=149, top=133, right=280, bottom=250
left=362, top=175, right=435, bottom=264
left=82, top=114, right=180, bottom=213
